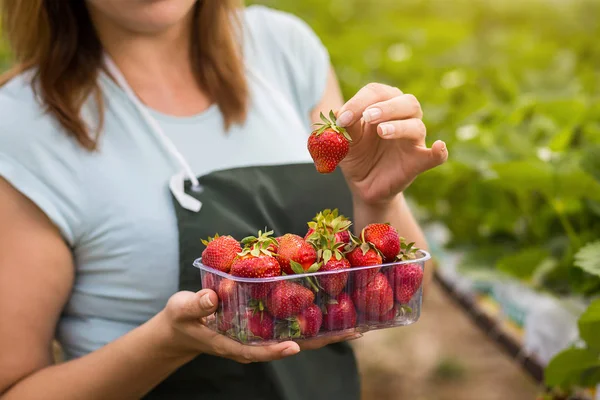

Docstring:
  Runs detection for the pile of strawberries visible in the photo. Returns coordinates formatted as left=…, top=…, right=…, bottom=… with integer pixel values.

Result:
left=200, top=209, right=425, bottom=343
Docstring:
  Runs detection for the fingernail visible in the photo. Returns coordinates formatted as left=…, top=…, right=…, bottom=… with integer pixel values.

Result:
left=362, top=108, right=382, bottom=123
left=337, top=110, right=354, bottom=127
left=282, top=346, right=300, bottom=356
left=200, top=293, right=214, bottom=309
left=379, top=123, right=395, bottom=136
left=348, top=333, right=363, bottom=341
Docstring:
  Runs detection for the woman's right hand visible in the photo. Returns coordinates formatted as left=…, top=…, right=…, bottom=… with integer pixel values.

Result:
left=156, top=289, right=360, bottom=364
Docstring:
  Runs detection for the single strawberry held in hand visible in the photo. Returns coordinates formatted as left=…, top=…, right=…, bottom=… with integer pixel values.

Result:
left=308, top=111, right=352, bottom=174
left=201, top=234, right=242, bottom=273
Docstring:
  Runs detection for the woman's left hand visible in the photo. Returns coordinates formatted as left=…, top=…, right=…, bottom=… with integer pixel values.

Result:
left=335, top=83, right=448, bottom=205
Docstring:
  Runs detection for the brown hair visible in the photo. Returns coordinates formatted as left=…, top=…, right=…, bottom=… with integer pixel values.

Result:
left=0, top=0, right=248, bottom=150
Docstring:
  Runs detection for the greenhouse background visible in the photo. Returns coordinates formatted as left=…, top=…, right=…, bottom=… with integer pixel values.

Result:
left=1, top=0, right=599, bottom=398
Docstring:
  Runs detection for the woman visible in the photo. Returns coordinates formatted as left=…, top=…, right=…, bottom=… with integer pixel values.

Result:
left=0, top=0, right=447, bottom=399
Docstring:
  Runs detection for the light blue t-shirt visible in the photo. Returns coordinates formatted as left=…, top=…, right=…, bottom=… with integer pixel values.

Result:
left=0, top=6, right=330, bottom=359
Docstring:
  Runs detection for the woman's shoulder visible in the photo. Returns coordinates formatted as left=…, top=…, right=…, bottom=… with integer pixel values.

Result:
left=242, top=5, right=331, bottom=119
left=0, top=72, right=84, bottom=245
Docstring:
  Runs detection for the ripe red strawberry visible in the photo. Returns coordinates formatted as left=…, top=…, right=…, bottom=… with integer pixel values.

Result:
left=362, top=223, right=400, bottom=262
left=201, top=234, right=241, bottom=272
left=201, top=272, right=218, bottom=292
left=387, top=263, right=424, bottom=304
left=351, top=273, right=394, bottom=316
left=217, top=278, right=242, bottom=309
left=278, top=303, right=323, bottom=339
left=318, top=258, right=350, bottom=297
left=265, top=281, right=314, bottom=319
left=230, top=255, right=280, bottom=299
left=321, top=293, right=357, bottom=331
left=276, top=234, right=317, bottom=275
left=361, top=305, right=398, bottom=324
left=347, top=242, right=383, bottom=287
left=307, top=111, right=353, bottom=174
left=217, top=309, right=237, bottom=333
left=243, top=309, right=274, bottom=340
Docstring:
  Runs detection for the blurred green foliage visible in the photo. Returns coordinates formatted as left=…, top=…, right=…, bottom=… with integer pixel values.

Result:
left=251, top=0, right=600, bottom=298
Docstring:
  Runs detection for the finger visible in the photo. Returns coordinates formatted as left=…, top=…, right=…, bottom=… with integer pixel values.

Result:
left=297, top=332, right=362, bottom=351
left=337, top=83, right=403, bottom=128
left=362, top=94, right=423, bottom=124
left=216, top=338, right=300, bottom=364
left=418, top=140, right=449, bottom=173
left=167, top=289, right=218, bottom=321
left=377, top=118, right=426, bottom=141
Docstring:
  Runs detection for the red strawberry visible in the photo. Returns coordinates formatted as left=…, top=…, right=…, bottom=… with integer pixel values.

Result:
left=276, top=234, right=317, bottom=275
left=362, top=223, right=400, bottom=262
left=217, top=309, right=237, bottom=333
left=278, top=303, right=323, bottom=339
left=201, top=234, right=241, bottom=273
left=347, top=242, right=383, bottom=287
left=230, top=255, right=280, bottom=299
left=388, top=263, right=424, bottom=304
left=217, top=278, right=243, bottom=309
left=318, top=258, right=350, bottom=297
left=322, top=293, right=357, bottom=331
left=265, top=281, right=314, bottom=319
left=360, top=305, right=398, bottom=324
left=201, top=272, right=218, bottom=292
left=351, top=273, right=394, bottom=316
left=242, top=309, right=274, bottom=340
left=307, top=111, right=353, bottom=174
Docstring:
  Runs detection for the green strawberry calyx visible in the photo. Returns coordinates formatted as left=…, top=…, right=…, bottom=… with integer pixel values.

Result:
left=200, top=233, right=221, bottom=246
left=311, top=111, right=352, bottom=142
left=239, top=228, right=278, bottom=257
left=396, top=237, right=419, bottom=261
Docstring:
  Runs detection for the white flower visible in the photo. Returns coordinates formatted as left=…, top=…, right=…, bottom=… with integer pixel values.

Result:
left=536, top=147, right=559, bottom=162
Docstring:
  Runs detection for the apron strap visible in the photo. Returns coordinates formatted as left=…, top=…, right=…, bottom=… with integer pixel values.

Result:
left=102, top=53, right=203, bottom=212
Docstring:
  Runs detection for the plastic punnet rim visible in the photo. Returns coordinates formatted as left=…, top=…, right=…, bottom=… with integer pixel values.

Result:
left=193, top=250, right=431, bottom=283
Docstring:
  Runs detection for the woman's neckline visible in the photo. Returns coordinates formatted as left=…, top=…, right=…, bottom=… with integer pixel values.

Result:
left=98, top=70, right=221, bottom=125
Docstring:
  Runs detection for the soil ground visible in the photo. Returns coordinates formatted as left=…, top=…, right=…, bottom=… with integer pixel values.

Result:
left=351, top=279, right=540, bottom=400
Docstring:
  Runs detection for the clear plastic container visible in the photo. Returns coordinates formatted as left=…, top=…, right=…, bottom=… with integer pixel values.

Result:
left=194, top=250, right=430, bottom=345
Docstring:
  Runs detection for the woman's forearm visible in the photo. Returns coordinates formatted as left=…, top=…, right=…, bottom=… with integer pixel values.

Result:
left=352, top=193, right=433, bottom=287
left=2, top=312, right=194, bottom=400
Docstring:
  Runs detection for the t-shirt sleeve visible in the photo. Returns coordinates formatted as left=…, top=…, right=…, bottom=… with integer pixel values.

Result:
left=0, top=84, right=83, bottom=246
left=244, top=6, right=331, bottom=124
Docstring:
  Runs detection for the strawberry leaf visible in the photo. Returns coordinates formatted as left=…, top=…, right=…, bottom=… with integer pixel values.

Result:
left=323, top=249, right=333, bottom=264
left=290, top=260, right=305, bottom=275
left=307, top=262, right=321, bottom=273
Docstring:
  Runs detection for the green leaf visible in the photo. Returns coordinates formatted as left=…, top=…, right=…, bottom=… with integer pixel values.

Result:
left=574, top=241, right=600, bottom=278
left=581, top=146, right=600, bottom=183
left=329, top=109, right=337, bottom=123
left=578, top=299, right=600, bottom=352
left=306, top=262, right=321, bottom=273
left=545, top=347, right=600, bottom=388
left=290, top=260, right=305, bottom=275
left=496, top=247, right=550, bottom=280
left=323, top=249, right=333, bottom=265
left=320, top=111, right=329, bottom=124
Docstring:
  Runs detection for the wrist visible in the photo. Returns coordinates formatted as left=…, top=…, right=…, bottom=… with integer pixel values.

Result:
left=147, top=310, right=201, bottom=363
left=352, top=192, right=404, bottom=217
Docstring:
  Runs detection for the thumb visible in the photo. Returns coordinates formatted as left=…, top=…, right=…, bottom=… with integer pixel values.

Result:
left=419, top=140, right=448, bottom=173
left=167, top=289, right=219, bottom=321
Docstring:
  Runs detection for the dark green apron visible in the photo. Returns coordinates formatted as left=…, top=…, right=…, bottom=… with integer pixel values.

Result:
left=144, top=163, right=361, bottom=400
